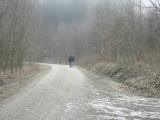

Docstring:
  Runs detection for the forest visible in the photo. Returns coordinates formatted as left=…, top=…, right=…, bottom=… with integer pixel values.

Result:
left=1, top=1, right=160, bottom=119
left=0, top=0, right=160, bottom=73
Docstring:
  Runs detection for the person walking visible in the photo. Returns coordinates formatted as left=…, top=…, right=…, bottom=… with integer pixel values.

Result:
left=68, top=56, right=75, bottom=68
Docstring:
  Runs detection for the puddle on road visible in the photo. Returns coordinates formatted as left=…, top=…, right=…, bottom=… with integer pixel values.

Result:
left=81, top=77, right=160, bottom=120
left=66, top=103, right=74, bottom=111
left=89, top=91, right=160, bottom=120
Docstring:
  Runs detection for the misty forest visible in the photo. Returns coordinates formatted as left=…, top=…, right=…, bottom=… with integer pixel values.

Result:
left=0, top=0, right=160, bottom=72
left=1, top=0, right=160, bottom=119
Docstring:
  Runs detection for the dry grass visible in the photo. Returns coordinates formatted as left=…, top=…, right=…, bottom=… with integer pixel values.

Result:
left=0, top=64, right=50, bottom=101
left=81, top=57, right=160, bottom=98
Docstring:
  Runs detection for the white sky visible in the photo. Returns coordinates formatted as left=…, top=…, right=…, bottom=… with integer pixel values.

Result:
left=38, top=0, right=153, bottom=7
left=38, top=0, right=99, bottom=5
left=142, top=0, right=151, bottom=5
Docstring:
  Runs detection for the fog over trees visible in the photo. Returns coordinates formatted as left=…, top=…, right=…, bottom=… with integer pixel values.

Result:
left=0, top=0, right=160, bottom=73
left=0, top=0, right=39, bottom=73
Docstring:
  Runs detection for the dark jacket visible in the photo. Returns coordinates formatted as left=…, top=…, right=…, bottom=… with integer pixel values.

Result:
left=68, top=56, right=75, bottom=62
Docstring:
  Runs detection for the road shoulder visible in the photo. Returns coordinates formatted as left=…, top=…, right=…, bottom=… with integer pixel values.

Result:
left=79, top=67, right=127, bottom=94
left=0, top=64, right=51, bottom=102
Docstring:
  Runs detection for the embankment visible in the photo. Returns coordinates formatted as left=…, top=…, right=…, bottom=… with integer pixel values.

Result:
left=80, top=57, right=160, bottom=98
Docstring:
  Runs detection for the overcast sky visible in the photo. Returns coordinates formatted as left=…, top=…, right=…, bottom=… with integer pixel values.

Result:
left=38, top=0, right=97, bottom=25
left=38, top=0, right=99, bottom=6
left=37, top=0, right=153, bottom=25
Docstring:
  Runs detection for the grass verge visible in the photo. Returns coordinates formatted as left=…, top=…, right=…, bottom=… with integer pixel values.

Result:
left=0, top=64, right=51, bottom=101
left=80, top=57, right=160, bottom=98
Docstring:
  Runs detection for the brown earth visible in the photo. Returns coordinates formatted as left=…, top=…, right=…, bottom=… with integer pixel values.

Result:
left=0, top=64, right=51, bottom=101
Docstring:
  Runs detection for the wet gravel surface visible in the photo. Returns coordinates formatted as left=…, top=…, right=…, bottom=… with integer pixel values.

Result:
left=0, top=64, right=160, bottom=120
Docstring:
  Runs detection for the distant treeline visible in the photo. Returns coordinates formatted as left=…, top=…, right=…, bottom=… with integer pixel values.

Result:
left=1, top=0, right=160, bottom=73
left=35, top=0, right=160, bottom=68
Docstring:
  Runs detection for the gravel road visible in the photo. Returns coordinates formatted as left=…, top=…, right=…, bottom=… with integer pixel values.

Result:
left=0, top=64, right=160, bottom=120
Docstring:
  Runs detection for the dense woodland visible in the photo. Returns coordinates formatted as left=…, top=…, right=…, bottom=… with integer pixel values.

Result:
left=0, top=0, right=39, bottom=73
left=0, top=0, right=160, bottom=73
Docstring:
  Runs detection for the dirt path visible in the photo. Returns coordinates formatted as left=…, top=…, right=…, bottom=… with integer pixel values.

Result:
left=0, top=64, right=50, bottom=101
left=0, top=64, right=160, bottom=120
